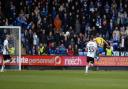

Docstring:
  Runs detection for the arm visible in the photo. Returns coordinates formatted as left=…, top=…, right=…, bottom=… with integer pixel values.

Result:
left=103, top=39, right=109, bottom=47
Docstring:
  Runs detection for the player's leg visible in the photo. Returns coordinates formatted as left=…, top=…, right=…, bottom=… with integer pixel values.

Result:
left=85, top=57, right=90, bottom=73
left=1, top=55, right=11, bottom=72
left=85, top=57, right=94, bottom=73
left=7, top=55, right=14, bottom=63
left=10, top=58, right=15, bottom=63
left=1, top=61, right=5, bottom=72
left=4, top=55, right=11, bottom=63
left=85, top=65, right=89, bottom=73
left=1, top=55, right=6, bottom=72
left=89, top=57, right=94, bottom=67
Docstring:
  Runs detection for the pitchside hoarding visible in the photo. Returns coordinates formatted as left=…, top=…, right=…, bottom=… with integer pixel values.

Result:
left=0, top=56, right=87, bottom=66
left=94, top=56, right=128, bottom=66
left=0, top=55, right=128, bottom=66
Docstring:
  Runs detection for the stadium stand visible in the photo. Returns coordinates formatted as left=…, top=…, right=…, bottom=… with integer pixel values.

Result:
left=0, top=0, right=128, bottom=55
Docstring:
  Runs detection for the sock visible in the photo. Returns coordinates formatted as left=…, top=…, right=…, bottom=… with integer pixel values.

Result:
left=85, top=65, right=89, bottom=73
left=1, top=65, right=5, bottom=72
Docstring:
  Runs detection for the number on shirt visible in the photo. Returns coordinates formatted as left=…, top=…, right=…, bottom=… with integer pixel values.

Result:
left=88, top=46, right=95, bottom=52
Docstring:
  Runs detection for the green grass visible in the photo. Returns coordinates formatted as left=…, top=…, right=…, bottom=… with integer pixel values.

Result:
left=0, top=70, right=128, bottom=89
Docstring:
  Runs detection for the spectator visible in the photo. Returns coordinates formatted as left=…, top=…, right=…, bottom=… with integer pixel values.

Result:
left=39, top=29, right=47, bottom=44
left=32, top=45, right=36, bottom=55
left=23, top=30, right=29, bottom=54
left=33, top=32, right=39, bottom=54
left=38, top=43, right=47, bottom=55
left=54, top=31, right=61, bottom=46
left=56, top=43, right=67, bottom=55
left=28, top=29, right=33, bottom=54
left=47, top=31, right=55, bottom=44
left=62, top=13, right=68, bottom=32
left=48, top=42, right=56, bottom=55
left=106, top=46, right=113, bottom=56
left=119, top=35, right=125, bottom=51
left=112, top=27, right=120, bottom=43
left=81, top=16, right=86, bottom=33
left=54, top=14, right=62, bottom=32
left=63, top=35, right=70, bottom=48
left=27, top=21, right=33, bottom=30
left=42, top=17, right=48, bottom=30
left=125, top=36, right=128, bottom=51
left=67, top=44, right=74, bottom=56
left=75, top=15, right=81, bottom=34
left=51, top=6, right=57, bottom=20
left=112, top=32, right=119, bottom=51
left=74, top=44, right=78, bottom=55
left=125, top=26, right=128, bottom=36
left=120, top=26, right=125, bottom=37
left=108, top=19, right=114, bottom=40
left=41, top=5, right=48, bottom=17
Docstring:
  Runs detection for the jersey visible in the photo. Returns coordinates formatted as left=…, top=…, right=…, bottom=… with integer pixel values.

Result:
left=106, top=48, right=112, bottom=56
left=86, top=41, right=97, bottom=58
left=95, top=37, right=105, bottom=47
left=3, top=39, right=9, bottom=55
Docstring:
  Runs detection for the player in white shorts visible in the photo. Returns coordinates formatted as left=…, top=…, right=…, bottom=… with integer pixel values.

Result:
left=85, top=37, right=98, bottom=73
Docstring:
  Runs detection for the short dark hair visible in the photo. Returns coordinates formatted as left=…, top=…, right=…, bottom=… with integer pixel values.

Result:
left=90, top=36, right=94, bottom=41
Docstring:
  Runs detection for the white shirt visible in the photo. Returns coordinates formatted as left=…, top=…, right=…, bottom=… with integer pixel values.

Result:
left=86, top=41, right=97, bottom=58
left=3, top=39, right=9, bottom=55
left=121, top=38, right=124, bottom=48
left=33, top=34, right=38, bottom=45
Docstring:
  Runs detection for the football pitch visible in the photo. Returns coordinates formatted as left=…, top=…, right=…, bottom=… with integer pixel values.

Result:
left=0, top=70, right=128, bottom=89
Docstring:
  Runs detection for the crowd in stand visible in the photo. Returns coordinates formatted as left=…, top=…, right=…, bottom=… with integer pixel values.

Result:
left=0, top=0, right=128, bottom=55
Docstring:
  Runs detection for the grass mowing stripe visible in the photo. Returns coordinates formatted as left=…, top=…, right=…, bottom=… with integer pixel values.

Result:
left=0, top=70, right=128, bottom=89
